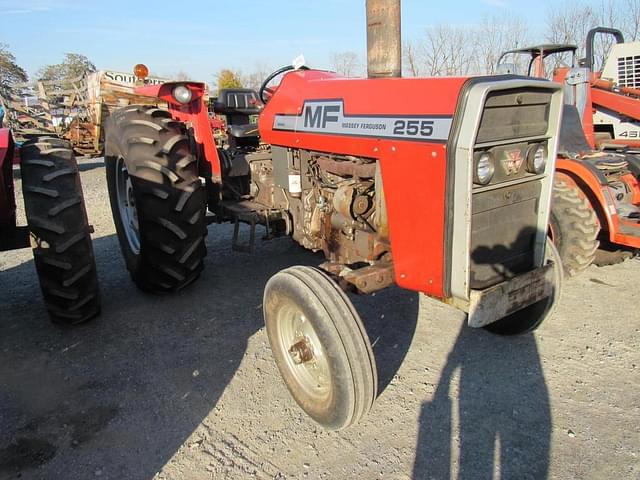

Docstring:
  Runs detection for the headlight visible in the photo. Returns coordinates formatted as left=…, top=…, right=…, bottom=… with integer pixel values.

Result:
left=474, top=152, right=495, bottom=185
left=172, top=85, right=192, bottom=104
left=527, top=143, right=547, bottom=174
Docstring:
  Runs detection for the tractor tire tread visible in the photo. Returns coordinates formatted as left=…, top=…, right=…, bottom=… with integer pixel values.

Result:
left=105, top=105, right=207, bottom=293
left=20, top=136, right=100, bottom=325
left=550, top=178, right=600, bottom=276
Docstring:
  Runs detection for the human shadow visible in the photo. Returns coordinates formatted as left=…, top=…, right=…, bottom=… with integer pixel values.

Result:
left=413, top=225, right=554, bottom=479
left=0, top=226, right=317, bottom=480
left=413, top=323, right=551, bottom=479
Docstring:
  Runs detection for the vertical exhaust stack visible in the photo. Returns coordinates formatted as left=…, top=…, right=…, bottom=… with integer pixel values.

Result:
left=366, top=0, right=402, bottom=78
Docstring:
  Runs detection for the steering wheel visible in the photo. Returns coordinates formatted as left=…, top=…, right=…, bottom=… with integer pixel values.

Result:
left=259, top=65, right=308, bottom=104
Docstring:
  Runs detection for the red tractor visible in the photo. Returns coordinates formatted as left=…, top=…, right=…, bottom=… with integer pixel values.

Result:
left=104, top=1, right=565, bottom=429
left=498, top=29, right=640, bottom=275
left=0, top=129, right=100, bottom=324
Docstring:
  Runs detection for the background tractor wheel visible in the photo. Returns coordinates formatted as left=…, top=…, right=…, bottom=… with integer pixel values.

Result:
left=484, top=238, right=563, bottom=336
left=548, top=178, right=599, bottom=276
left=264, top=266, right=377, bottom=430
left=20, top=137, right=100, bottom=325
left=105, top=106, right=207, bottom=293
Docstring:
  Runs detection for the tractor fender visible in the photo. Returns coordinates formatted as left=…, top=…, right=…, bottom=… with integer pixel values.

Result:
left=0, top=128, right=17, bottom=227
left=0, top=128, right=14, bottom=166
left=555, top=158, right=617, bottom=242
left=132, top=82, right=222, bottom=180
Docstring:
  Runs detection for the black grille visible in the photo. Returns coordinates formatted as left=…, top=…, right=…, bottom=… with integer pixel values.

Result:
left=476, top=88, right=552, bottom=144
left=469, top=180, right=541, bottom=289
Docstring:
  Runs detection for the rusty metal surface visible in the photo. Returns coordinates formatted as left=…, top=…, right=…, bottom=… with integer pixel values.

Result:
left=366, top=0, right=402, bottom=78
left=343, top=262, right=395, bottom=293
left=467, top=263, right=554, bottom=328
left=316, top=156, right=376, bottom=178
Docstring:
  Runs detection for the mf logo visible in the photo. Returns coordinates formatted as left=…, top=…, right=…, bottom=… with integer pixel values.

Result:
left=502, top=148, right=524, bottom=175
left=303, top=104, right=341, bottom=129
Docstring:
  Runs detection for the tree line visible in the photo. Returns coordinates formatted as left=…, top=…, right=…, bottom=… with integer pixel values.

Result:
left=1, top=0, right=639, bottom=95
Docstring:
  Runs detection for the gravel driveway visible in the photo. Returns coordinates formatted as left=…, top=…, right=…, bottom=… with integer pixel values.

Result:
left=1, top=158, right=638, bottom=479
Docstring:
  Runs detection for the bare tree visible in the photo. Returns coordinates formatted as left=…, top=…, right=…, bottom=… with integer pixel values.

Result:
left=544, top=0, right=634, bottom=71
left=330, top=51, right=362, bottom=77
left=622, top=0, right=640, bottom=39
left=473, top=15, right=531, bottom=75
left=242, top=63, right=273, bottom=91
left=403, top=40, right=424, bottom=77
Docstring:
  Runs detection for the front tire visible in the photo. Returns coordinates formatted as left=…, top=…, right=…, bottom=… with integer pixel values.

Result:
left=20, top=137, right=100, bottom=325
left=105, top=106, right=207, bottom=293
left=264, top=266, right=377, bottom=430
left=548, top=178, right=599, bottom=276
left=484, top=238, right=563, bottom=335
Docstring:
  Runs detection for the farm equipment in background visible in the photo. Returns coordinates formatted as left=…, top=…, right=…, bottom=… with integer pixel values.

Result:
left=104, top=0, right=564, bottom=429
left=0, top=69, right=167, bottom=156
left=0, top=128, right=100, bottom=324
left=498, top=29, right=640, bottom=275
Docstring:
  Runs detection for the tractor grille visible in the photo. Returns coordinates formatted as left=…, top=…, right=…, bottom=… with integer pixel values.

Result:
left=469, top=87, right=552, bottom=289
left=617, top=55, right=640, bottom=88
left=476, top=89, right=551, bottom=144
left=469, top=181, right=540, bottom=289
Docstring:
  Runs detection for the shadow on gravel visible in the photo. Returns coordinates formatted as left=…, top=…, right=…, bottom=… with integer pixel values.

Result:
left=351, top=288, right=419, bottom=395
left=412, top=323, right=551, bottom=479
left=0, top=229, right=320, bottom=479
left=1, top=223, right=421, bottom=479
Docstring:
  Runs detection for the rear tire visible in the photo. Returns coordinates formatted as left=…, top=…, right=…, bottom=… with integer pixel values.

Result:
left=549, top=178, right=599, bottom=276
left=484, top=239, right=563, bottom=336
left=264, top=266, right=377, bottom=430
left=20, top=137, right=100, bottom=325
left=105, top=106, right=207, bottom=293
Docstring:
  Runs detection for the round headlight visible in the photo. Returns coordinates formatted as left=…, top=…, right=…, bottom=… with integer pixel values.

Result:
left=527, top=143, right=547, bottom=174
left=474, top=152, right=495, bottom=185
left=172, top=85, right=192, bottom=104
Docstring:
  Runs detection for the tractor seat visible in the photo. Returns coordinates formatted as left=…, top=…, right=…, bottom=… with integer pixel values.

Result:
left=213, top=89, right=262, bottom=120
left=213, top=89, right=262, bottom=142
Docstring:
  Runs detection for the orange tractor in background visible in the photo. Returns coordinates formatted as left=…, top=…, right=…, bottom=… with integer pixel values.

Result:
left=498, top=27, right=640, bottom=275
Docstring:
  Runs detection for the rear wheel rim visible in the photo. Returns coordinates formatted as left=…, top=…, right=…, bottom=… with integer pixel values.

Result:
left=276, top=303, right=332, bottom=403
left=115, top=157, right=140, bottom=254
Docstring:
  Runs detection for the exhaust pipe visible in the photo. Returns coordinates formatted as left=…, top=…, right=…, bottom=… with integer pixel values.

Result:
left=366, top=0, right=402, bottom=78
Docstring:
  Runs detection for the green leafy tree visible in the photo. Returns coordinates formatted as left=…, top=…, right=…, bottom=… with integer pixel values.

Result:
left=0, top=43, right=28, bottom=88
left=37, top=53, right=96, bottom=81
left=216, top=69, right=243, bottom=94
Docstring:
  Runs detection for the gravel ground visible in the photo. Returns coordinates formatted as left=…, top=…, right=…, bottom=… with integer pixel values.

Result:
left=1, top=158, right=639, bottom=480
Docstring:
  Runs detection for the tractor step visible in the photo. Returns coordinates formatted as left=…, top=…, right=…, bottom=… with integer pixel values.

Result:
left=220, top=200, right=289, bottom=253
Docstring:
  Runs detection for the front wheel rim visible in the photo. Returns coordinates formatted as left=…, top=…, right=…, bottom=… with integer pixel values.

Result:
left=276, top=303, right=332, bottom=403
left=115, top=157, right=141, bottom=255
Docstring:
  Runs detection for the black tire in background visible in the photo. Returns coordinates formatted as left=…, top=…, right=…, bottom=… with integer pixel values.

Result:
left=20, top=136, right=100, bottom=325
left=105, top=106, right=207, bottom=293
left=483, top=239, right=563, bottom=336
left=548, top=178, right=600, bottom=277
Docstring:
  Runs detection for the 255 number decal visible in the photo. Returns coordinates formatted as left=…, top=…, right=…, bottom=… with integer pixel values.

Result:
left=393, top=120, right=434, bottom=137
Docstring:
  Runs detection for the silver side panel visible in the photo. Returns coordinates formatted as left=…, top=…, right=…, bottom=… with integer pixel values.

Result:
left=449, top=79, right=564, bottom=302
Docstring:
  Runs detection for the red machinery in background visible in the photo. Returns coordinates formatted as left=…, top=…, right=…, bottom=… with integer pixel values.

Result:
left=498, top=27, right=640, bottom=275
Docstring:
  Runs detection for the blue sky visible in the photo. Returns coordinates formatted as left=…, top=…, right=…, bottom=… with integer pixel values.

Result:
left=0, top=0, right=599, bottom=82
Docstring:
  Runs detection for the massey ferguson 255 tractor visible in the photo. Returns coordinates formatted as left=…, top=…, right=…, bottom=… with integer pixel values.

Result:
left=0, top=130, right=100, bottom=324
left=104, top=0, right=564, bottom=430
left=498, top=27, right=640, bottom=275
